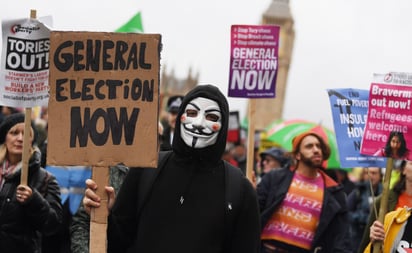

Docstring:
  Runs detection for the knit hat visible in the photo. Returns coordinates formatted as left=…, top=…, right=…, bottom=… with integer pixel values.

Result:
left=292, top=131, right=331, bottom=160
left=0, top=113, right=37, bottom=145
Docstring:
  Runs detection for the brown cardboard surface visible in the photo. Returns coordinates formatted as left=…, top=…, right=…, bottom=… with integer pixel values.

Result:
left=47, top=31, right=161, bottom=168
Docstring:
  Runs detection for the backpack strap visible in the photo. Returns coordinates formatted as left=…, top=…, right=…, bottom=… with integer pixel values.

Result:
left=39, top=170, right=52, bottom=197
left=136, top=151, right=172, bottom=216
left=223, top=161, right=244, bottom=251
left=30, top=168, right=52, bottom=197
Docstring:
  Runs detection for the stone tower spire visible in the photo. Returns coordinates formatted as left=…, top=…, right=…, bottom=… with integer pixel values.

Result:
left=252, top=0, right=295, bottom=130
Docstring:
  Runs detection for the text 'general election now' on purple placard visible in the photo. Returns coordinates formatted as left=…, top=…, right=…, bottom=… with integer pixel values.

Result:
left=228, top=24, right=279, bottom=98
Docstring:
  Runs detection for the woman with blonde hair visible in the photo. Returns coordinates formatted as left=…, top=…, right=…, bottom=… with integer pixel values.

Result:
left=0, top=113, right=62, bottom=253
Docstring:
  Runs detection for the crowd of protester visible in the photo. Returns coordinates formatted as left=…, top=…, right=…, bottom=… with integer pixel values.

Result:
left=1, top=97, right=410, bottom=253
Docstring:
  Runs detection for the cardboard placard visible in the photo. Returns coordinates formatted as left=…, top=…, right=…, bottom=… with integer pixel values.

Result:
left=47, top=31, right=161, bottom=167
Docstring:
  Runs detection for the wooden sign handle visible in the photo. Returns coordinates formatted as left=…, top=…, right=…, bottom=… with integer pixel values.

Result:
left=90, top=166, right=110, bottom=253
left=20, top=10, right=37, bottom=185
left=372, top=157, right=393, bottom=253
left=246, top=99, right=256, bottom=186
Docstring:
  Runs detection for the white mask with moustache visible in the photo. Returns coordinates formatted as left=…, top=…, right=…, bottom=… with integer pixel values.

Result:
left=180, top=97, right=222, bottom=148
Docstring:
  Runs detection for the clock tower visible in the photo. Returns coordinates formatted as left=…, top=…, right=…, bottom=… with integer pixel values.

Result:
left=252, top=0, right=295, bottom=130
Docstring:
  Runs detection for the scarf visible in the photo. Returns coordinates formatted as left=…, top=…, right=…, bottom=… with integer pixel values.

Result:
left=0, top=160, right=21, bottom=190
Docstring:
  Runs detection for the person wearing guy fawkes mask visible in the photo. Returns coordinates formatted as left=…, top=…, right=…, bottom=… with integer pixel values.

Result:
left=82, top=84, right=260, bottom=253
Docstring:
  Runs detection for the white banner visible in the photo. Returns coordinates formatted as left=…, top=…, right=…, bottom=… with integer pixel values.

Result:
left=1, top=17, right=51, bottom=107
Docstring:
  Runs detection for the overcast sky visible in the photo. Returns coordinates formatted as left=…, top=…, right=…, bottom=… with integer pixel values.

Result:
left=2, top=0, right=412, bottom=129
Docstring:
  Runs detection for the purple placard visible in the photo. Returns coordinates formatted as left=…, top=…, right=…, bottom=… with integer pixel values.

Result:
left=228, top=24, right=280, bottom=98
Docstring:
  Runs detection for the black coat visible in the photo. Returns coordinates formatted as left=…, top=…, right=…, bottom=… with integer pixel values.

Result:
left=0, top=150, right=63, bottom=253
left=107, top=84, right=261, bottom=253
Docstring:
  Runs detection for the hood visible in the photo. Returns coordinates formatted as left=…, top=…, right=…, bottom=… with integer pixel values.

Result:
left=172, top=84, right=229, bottom=165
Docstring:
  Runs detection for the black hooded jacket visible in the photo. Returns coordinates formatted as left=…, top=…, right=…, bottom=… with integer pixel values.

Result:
left=0, top=149, right=63, bottom=253
left=108, top=84, right=260, bottom=253
left=171, top=84, right=229, bottom=165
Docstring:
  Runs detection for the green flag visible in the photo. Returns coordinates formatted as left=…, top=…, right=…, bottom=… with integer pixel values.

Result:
left=116, top=12, right=144, bottom=33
